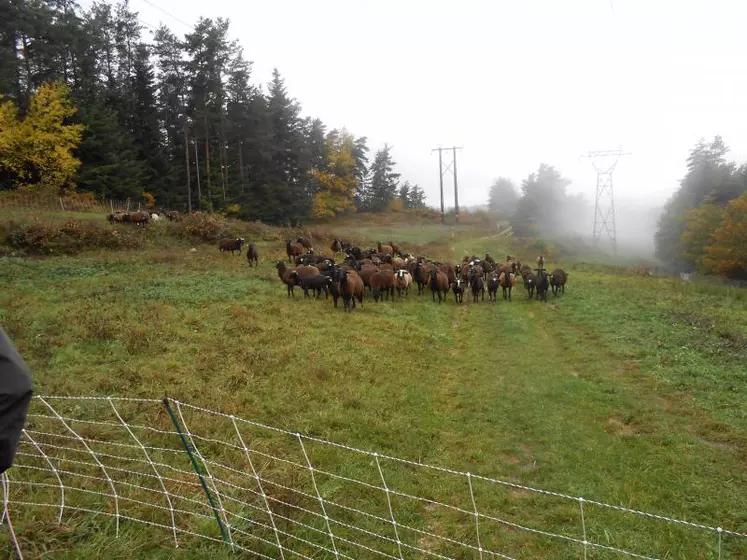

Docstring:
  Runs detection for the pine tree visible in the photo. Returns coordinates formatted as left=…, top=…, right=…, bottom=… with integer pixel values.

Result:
left=366, top=145, right=400, bottom=211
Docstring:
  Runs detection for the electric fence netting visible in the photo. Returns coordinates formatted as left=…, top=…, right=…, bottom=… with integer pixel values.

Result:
left=2, top=396, right=745, bottom=559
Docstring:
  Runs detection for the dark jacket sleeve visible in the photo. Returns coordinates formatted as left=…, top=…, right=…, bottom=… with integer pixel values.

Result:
left=0, top=328, right=33, bottom=474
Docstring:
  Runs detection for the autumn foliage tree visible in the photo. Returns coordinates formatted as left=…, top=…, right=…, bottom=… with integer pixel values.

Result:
left=0, top=83, right=84, bottom=192
left=311, top=132, right=358, bottom=219
left=680, top=205, right=725, bottom=272
left=703, top=193, right=747, bottom=279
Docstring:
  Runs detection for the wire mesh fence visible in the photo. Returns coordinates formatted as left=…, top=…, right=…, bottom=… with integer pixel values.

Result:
left=0, top=192, right=136, bottom=214
left=2, top=396, right=745, bottom=559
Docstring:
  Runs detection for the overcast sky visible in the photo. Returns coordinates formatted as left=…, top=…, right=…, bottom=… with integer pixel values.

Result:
left=127, top=0, right=747, bottom=210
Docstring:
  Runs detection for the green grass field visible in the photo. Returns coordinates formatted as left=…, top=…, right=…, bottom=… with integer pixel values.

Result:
left=0, top=217, right=745, bottom=559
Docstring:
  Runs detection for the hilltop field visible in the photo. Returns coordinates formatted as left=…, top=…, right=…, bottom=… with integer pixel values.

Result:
left=0, top=210, right=745, bottom=559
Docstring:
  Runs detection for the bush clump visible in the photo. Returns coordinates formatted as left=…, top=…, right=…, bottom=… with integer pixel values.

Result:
left=3, top=219, right=142, bottom=255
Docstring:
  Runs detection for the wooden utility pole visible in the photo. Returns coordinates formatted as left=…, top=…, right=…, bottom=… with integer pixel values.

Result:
left=194, top=137, right=202, bottom=210
left=183, top=122, right=192, bottom=213
left=204, top=114, right=212, bottom=211
left=431, top=146, right=463, bottom=224
left=238, top=141, right=245, bottom=193
left=452, top=146, right=461, bottom=224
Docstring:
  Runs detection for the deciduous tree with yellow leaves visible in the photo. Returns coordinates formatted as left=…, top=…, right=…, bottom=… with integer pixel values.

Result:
left=703, top=193, right=747, bottom=279
left=0, top=83, right=84, bottom=192
left=311, top=131, right=358, bottom=219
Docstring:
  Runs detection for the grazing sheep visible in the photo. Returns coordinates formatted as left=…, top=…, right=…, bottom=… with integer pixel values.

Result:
left=150, top=213, right=161, bottom=221
left=371, top=269, right=395, bottom=302
left=166, top=210, right=180, bottom=221
left=429, top=268, right=449, bottom=304
left=291, top=272, right=333, bottom=299
left=499, top=269, right=516, bottom=301
left=394, top=270, right=412, bottom=297
left=536, top=269, right=550, bottom=302
left=336, top=268, right=364, bottom=312
left=219, top=238, right=245, bottom=255
left=331, top=239, right=343, bottom=254
left=130, top=211, right=149, bottom=226
left=296, top=236, right=312, bottom=249
left=550, top=269, right=568, bottom=296
left=470, top=272, right=485, bottom=303
left=487, top=274, right=499, bottom=301
left=452, top=278, right=465, bottom=303
left=286, top=240, right=303, bottom=263
left=246, top=243, right=259, bottom=267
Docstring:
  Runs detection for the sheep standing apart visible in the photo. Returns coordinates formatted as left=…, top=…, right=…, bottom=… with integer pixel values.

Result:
left=166, top=211, right=180, bottom=221
left=219, top=238, right=245, bottom=255
left=150, top=213, right=161, bottom=222
left=246, top=243, right=259, bottom=267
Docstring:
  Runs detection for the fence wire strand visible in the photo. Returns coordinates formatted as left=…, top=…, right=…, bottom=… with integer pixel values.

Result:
left=1, top=395, right=743, bottom=560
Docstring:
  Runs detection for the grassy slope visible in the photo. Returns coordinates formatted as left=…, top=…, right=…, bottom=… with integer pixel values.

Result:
left=0, top=220, right=745, bottom=559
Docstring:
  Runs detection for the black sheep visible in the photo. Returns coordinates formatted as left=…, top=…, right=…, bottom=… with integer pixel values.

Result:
left=535, top=269, right=549, bottom=302
left=487, top=274, right=499, bottom=301
left=291, top=273, right=333, bottom=299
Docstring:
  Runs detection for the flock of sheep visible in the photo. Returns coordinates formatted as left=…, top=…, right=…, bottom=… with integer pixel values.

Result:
left=219, top=236, right=569, bottom=313
left=106, top=210, right=181, bottom=225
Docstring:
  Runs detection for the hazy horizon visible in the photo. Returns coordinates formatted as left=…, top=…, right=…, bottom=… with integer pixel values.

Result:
left=98, top=0, right=747, bottom=220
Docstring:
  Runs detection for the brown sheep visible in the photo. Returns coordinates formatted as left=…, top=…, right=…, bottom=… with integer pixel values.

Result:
left=130, top=211, right=149, bottom=226
left=371, top=269, right=395, bottom=302
left=438, top=263, right=458, bottom=285
left=246, top=243, right=259, bottom=267
left=336, top=269, right=364, bottom=312
left=275, top=261, right=320, bottom=297
left=429, top=268, right=449, bottom=303
left=219, top=238, right=245, bottom=255
left=392, top=257, right=406, bottom=270
left=377, top=242, right=393, bottom=255
left=297, top=236, right=312, bottom=249
left=357, top=264, right=379, bottom=290
left=286, top=240, right=303, bottom=263
left=331, top=239, right=343, bottom=254
left=499, top=269, right=517, bottom=301
left=550, top=269, right=568, bottom=296
left=166, top=210, right=180, bottom=221
left=388, top=241, right=400, bottom=254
